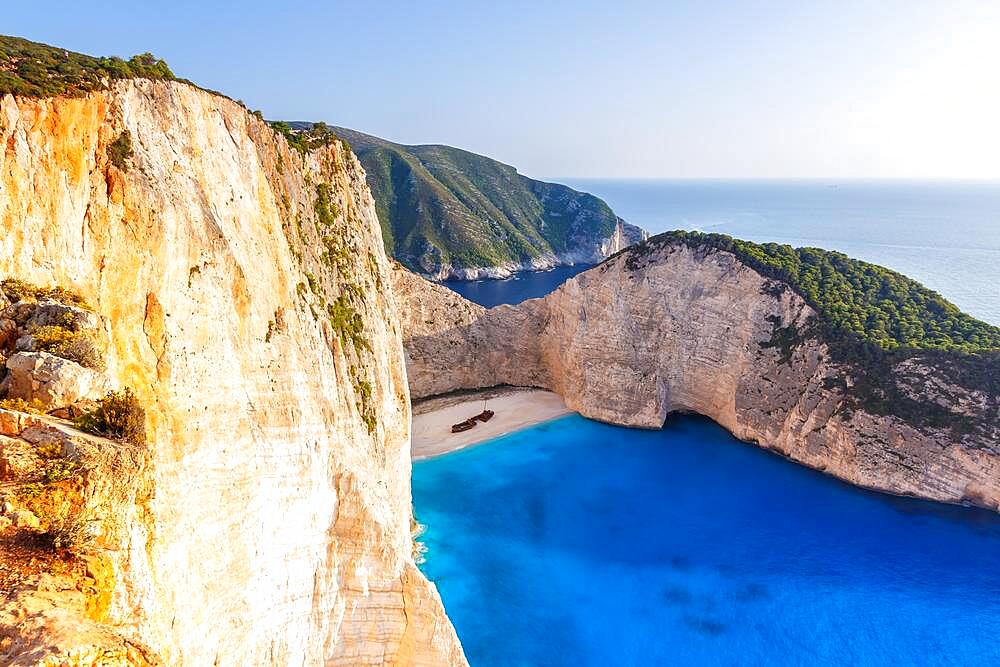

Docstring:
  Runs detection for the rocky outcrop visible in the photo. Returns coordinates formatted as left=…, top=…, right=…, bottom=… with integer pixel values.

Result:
left=391, top=264, right=485, bottom=341
left=0, top=407, right=154, bottom=665
left=599, top=219, right=647, bottom=259
left=5, top=352, right=111, bottom=410
left=0, top=80, right=464, bottom=665
left=25, top=301, right=100, bottom=332
left=396, top=243, right=1000, bottom=511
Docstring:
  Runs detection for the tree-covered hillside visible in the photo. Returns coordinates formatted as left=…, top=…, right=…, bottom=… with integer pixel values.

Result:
left=0, top=35, right=175, bottom=97
left=333, top=126, right=645, bottom=277
left=637, top=231, right=1000, bottom=354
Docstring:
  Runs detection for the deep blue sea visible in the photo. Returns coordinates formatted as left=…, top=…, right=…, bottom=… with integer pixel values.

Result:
left=442, top=265, right=592, bottom=309
left=414, top=416, right=1000, bottom=666
left=448, top=180, right=1000, bottom=325
left=416, top=180, right=1000, bottom=665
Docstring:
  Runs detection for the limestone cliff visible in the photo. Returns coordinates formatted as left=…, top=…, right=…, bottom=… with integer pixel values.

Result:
left=395, top=242, right=1000, bottom=512
left=0, top=80, right=464, bottom=665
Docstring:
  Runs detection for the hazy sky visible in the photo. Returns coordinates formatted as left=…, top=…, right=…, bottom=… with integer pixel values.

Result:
left=9, top=1, right=1000, bottom=179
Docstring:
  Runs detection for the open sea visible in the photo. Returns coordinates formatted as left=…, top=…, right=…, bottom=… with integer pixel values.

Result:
left=414, top=180, right=1000, bottom=665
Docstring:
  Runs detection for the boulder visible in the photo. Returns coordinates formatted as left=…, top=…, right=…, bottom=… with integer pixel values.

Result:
left=0, top=408, right=45, bottom=437
left=48, top=401, right=96, bottom=420
left=27, top=299, right=99, bottom=331
left=14, top=333, right=35, bottom=352
left=5, top=352, right=111, bottom=411
left=1, top=300, right=36, bottom=327
left=20, top=424, right=78, bottom=458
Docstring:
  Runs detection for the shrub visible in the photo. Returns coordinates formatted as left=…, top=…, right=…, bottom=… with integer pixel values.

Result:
left=107, top=130, right=133, bottom=170
left=42, top=459, right=77, bottom=483
left=39, top=507, right=92, bottom=550
left=31, top=324, right=73, bottom=347
left=328, top=296, right=369, bottom=353
left=40, top=286, right=89, bottom=308
left=36, top=441, right=63, bottom=459
left=268, top=120, right=341, bottom=154
left=31, top=325, right=105, bottom=370
left=304, top=272, right=319, bottom=294
left=1, top=278, right=89, bottom=308
left=314, top=183, right=339, bottom=227
left=1, top=278, right=38, bottom=302
left=0, top=396, right=45, bottom=414
left=74, top=389, right=146, bottom=445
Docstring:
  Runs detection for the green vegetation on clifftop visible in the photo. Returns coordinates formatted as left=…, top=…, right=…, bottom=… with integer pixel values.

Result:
left=624, top=231, right=1000, bottom=433
left=268, top=121, right=349, bottom=155
left=638, top=231, right=1000, bottom=354
left=0, top=35, right=175, bottom=97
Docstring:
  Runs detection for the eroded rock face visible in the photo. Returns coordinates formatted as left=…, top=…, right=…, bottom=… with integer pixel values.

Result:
left=0, top=81, right=464, bottom=665
left=396, top=244, right=1000, bottom=511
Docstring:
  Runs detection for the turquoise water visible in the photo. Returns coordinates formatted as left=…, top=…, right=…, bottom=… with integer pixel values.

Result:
left=413, top=415, right=1000, bottom=666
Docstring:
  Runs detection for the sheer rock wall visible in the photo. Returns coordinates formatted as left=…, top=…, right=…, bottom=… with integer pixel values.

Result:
left=0, top=80, right=465, bottom=666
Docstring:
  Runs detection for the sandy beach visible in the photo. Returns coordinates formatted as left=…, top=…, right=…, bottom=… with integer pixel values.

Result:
left=411, top=387, right=572, bottom=460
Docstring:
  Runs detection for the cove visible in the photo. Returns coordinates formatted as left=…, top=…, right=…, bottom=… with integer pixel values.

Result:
left=413, top=415, right=1000, bottom=665
left=441, top=264, right=592, bottom=308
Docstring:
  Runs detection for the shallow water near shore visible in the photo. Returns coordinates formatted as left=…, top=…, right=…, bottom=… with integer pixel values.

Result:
left=413, top=415, right=1000, bottom=666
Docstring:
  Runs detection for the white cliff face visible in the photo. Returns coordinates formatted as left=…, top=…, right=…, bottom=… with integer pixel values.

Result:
left=0, top=81, right=465, bottom=665
left=396, top=243, right=1000, bottom=512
